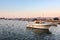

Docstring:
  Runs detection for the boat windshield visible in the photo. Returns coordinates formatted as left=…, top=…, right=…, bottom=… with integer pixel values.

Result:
left=35, top=21, right=44, bottom=24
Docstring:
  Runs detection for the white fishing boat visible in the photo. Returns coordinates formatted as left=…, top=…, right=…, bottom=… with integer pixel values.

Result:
left=27, top=21, right=56, bottom=30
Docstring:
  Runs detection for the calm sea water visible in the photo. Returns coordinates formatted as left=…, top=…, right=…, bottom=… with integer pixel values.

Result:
left=0, top=20, right=60, bottom=40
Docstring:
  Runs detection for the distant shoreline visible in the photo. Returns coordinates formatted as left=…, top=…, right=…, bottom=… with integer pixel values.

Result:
left=0, top=17, right=60, bottom=21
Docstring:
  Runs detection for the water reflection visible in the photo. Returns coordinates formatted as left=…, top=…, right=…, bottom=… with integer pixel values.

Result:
left=26, top=28, right=51, bottom=35
left=26, top=28, right=52, bottom=40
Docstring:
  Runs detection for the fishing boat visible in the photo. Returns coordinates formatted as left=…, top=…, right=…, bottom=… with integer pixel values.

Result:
left=27, top=21, right=56, bottom=30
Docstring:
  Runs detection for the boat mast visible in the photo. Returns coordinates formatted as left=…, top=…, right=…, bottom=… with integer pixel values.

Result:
left=43, top=12, right=44, bottom=18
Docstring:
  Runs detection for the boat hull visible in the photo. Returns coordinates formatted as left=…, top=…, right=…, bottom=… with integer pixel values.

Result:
left=27, top=24, right=52, bottom=30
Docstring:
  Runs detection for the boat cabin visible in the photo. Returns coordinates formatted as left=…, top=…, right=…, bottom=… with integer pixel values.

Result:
left=35, top=20, right=45, bottom=24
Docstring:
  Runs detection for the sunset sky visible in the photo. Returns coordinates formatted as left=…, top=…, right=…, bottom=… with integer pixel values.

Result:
left=0, top=0, right=60, bottom=18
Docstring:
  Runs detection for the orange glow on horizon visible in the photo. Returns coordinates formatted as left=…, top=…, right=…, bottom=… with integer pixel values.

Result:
left=0, top=9, right=60, bottom=18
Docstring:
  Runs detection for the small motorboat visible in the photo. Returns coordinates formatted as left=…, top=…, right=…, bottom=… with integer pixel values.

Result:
left=27, top=21, right=56, bottom=30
